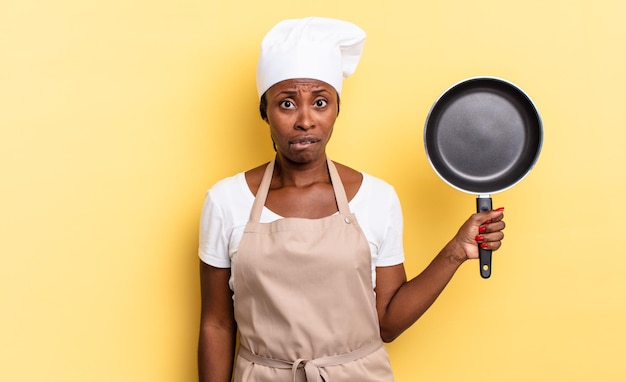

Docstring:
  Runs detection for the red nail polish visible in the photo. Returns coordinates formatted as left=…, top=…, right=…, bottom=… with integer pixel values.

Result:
left=475, top=235, right=484, bottom=242
left=480, top=243, right=488, bottom=249
left=479, top=226, right=486, bottom=234
left=496, top=207, right=505, bottom=211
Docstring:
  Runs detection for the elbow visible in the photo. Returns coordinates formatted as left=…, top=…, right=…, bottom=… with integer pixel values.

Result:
left=379, top=325, right=403, bottom=343
left=380, top=332, right=400, bottom=343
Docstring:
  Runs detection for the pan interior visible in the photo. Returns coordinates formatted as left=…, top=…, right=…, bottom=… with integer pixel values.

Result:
left=425, top=78, right=542, bottom=194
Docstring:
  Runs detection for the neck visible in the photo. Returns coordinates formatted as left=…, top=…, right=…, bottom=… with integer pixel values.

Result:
left=273, top=154, right=330, bottom=188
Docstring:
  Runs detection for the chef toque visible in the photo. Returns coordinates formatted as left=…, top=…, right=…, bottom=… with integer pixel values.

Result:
left=256, top=17, right=366, bottom=99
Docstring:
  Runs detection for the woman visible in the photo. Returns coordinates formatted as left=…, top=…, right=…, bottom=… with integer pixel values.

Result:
left=198, top=17, right=505, bottom=382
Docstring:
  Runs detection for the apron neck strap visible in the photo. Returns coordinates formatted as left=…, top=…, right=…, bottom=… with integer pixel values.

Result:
left=249, top=159, right=275, bottom=222
left=249, top=157, right=352, bottom=223
left=326, top=158, right=351, bottom=216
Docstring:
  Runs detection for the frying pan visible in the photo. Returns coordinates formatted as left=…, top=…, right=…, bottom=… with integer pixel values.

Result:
left=424, top=77, right=542, bottom=278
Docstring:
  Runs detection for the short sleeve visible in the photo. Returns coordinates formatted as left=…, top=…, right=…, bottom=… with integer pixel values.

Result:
left=374, top=188, right=405, bottom=267
left=198, top=189, right=232, bottom=268
left=350, top=173, right=405, bottom=277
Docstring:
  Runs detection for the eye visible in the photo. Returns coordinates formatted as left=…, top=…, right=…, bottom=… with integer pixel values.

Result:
left=314, top=99, right=328, bottom=108
left=280, top=100, right=295, bottom=109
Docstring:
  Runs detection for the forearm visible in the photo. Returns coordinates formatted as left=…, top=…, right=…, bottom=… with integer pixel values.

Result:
left=379, top=240, right=465, bottom=342
left=198, top=262, right=237, bottom=381
left=198, top=323, right=237, bottom=382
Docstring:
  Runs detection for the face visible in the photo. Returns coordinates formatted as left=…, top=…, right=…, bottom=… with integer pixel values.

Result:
left=263, top=78, right=339, bottom=165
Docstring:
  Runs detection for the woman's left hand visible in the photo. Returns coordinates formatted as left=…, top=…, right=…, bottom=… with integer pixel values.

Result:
left=452, top=207, right=506, bottom=262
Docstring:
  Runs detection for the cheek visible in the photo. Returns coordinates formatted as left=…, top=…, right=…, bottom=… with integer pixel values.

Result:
left=267, top=116, right=288, bottom=133
left=267, top=119, right=288, bottom=143
left=322, top=113, right=338, bottom=129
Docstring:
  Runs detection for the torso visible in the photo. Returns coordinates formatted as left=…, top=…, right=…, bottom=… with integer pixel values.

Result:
left=233, top=158, right=394, bottom=380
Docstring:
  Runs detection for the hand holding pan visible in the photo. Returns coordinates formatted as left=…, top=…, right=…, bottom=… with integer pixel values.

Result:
left=424, top=77, right=542, bottom=278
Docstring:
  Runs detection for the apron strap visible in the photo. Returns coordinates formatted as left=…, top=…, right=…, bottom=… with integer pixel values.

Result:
left=326, top=158, right=351, bottom=217
left=249, top=159, right=275, bottom=223
left=248, top=157, right=351, bottom=223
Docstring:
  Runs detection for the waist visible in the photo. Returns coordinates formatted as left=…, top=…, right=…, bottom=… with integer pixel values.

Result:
left=238, top=340, right=383, bottom=382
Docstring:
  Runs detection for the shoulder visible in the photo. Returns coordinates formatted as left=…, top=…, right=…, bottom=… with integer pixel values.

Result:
left=352, top=172, right=401, bottom=217
left=330, top=161, right=398, bottom=203
left=202, top=171, right=255, bottom=231
left=332, top=161, right=394, bottom=191
left=333, top=161, right=362, bottom=183
left=207, top=171, right=251, bottom=206
left=332, top=161, right=364, bottom=201
left=243, top=162, right=270, bottom=197
left=360, top=172, right=398, bottom=201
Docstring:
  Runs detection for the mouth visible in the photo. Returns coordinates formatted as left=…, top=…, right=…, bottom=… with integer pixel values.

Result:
left=289, top=137, right=321, bottom=149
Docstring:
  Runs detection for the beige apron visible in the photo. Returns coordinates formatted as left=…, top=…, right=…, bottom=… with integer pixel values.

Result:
left=232, top=158, right=394, bottom=382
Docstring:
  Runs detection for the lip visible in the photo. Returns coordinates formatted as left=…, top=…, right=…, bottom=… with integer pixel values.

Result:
left=289, top=136, right=321, bottom=146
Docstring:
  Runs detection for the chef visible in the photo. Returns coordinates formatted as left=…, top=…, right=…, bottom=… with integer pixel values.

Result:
left=198, top=16, right=505, bottom=382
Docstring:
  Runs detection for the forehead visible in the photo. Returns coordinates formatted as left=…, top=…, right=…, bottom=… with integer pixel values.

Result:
left=267, top=78, right=336, bottom=95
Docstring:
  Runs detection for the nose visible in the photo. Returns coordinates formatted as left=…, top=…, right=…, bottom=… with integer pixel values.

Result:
left=295, top=107, right=314, bottom=131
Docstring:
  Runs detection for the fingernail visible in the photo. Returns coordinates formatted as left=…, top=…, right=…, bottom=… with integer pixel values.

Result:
left=479, top=226, right=486, bottom=234
left=480, top=243, right=489, bottom=249
left=475, top=235, right=484, bottom=242
left=496, top=207, right=505, bottom=211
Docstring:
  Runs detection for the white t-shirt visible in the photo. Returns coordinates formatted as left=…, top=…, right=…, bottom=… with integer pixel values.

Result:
left=199, top=171, right=405, bottom=290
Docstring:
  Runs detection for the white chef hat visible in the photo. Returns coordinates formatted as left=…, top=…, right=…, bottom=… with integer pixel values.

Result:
left=256, top=17, right=366, bottom=99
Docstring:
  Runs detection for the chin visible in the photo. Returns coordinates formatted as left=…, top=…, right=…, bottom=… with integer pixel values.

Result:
left=282, top=151, right=322, bottom=165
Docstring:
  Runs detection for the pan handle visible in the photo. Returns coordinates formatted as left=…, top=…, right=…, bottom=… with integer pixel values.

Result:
left=476, top=196, right=492, bottom=279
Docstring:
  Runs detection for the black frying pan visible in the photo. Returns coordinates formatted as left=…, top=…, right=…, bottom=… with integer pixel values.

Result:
left=424, top=77, right=542, bottom=278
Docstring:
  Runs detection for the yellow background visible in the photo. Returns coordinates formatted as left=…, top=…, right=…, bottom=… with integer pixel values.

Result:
left=2, top=0, right=625, bottom=381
